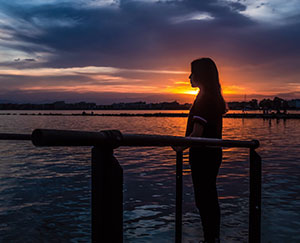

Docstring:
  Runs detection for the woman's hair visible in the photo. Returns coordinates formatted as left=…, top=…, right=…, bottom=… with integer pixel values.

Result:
left=191, top=57, right=227, bottom=113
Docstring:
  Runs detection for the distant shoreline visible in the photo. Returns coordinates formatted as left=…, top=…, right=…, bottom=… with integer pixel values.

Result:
left=0, top=112, right=300, bottom=119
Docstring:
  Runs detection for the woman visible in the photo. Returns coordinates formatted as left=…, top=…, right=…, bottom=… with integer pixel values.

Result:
left=186, top=58, right=227, bottom=243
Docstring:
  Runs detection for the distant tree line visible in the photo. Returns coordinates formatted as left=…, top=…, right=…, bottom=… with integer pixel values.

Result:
left=228, top=97, right=300, bottom=111
left=0, top=97, right=299, bottom=110
left=0, top=101, right=191, bottom=110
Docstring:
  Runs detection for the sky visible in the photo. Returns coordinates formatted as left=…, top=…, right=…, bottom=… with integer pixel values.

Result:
left=0, top=0, right=299, bottom=104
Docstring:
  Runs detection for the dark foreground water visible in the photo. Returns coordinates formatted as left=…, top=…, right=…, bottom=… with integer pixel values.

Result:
left=0, top=111, right=299, bottom=242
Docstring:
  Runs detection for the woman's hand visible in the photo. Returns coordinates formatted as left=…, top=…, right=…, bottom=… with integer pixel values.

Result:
left=172, top=122, right=204, bottom=152
left=171, top=145, right=188, bottom=152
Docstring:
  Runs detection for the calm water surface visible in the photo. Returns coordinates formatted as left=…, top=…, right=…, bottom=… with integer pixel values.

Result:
left=0, top=113, right=299, bottom=242
left=1, top=109, right=300, bottom=115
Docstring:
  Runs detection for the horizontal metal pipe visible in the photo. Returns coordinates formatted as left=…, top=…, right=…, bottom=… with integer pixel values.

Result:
left=31, top=129, right=259, bottom=148
left=122, top=134, right=259, bottom=148
left=31, top=129, right=109, bottom=147
left=0, top=133, right=31, bottom=140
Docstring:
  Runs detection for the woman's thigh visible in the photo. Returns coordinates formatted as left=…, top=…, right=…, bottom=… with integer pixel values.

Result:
left=189, top=147, right=222, bottom=179
left=189, top=148, right=221, bottom=193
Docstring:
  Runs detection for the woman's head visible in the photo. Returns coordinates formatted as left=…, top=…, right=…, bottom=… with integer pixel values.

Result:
left=190, top=57, right=220, bottom=92
left=190, top=57, right=227, bottom=113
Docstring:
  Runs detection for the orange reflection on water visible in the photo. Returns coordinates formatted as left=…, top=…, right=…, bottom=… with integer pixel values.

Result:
left=219, top=195, right=238, bottom=200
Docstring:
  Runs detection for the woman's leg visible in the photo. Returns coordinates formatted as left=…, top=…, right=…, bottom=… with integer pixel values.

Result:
left=189, top=148, right=222, bottom=241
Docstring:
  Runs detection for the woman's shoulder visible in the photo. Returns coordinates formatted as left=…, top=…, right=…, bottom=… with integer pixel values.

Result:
left=193, top=95, right=225, bottom=116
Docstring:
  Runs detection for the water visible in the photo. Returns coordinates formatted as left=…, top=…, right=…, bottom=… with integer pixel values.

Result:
left=0, top=113, right=299, bottom=242
left=1, top=109, right=300, bottom=115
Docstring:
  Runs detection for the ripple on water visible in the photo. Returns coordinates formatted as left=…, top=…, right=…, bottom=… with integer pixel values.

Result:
left=0, top=116, right=299, bottom=242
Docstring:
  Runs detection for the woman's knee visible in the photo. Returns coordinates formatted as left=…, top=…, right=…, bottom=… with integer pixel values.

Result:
left=194, top=190, right=218, bottom=208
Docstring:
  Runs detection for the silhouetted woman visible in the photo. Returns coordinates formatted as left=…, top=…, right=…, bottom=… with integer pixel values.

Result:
left=186, top=58, right=226, bottom=243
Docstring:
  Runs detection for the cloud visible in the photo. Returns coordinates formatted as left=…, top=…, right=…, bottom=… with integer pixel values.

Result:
left=0, top=89, right=195, bottom=104
left=234, top=0, right=300, bottom=25
left=0, top=65, right=188, bottom=98
left=0, top=0, right=299, bottom=102
left=1, top=0, right=298, bottom=70
left=171, top=12, right=215, bottom=24
left=0, top=0, right=255, bottom=68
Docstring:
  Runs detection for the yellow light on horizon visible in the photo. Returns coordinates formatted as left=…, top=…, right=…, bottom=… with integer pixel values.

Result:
left=166, top=85, right=198, bottom=95
left=166, top=79, right=199, bottom=95
left=181, top=89, right=199, bottom=95
left=168, top=82, right=249, bottom=97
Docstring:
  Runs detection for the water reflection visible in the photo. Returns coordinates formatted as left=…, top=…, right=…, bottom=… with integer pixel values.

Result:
left=0, top=115, right=299, bottom=242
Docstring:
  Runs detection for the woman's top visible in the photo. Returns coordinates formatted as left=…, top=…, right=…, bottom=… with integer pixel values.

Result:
left=185, top=92, right=224, bottom=139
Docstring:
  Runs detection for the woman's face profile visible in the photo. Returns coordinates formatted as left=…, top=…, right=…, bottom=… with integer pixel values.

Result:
left=189, top=73, right=195, bottom=87
left=189, top=73, right=200, bottom=88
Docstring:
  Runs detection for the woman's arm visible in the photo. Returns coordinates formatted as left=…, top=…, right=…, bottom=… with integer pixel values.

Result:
left=172, top=122, right=204, bottom=152
left=190, top=122, right=204, bottom=137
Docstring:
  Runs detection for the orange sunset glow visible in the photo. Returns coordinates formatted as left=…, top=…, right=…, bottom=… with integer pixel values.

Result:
left=0, top=0, right=299, bottom=104
left=0, top=1, right=300, bottom=242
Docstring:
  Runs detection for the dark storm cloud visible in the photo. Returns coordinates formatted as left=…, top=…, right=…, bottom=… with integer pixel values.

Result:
left=1, top=0, right=298, bottom=71
left=0, top=0, right=259, bottom=69
left=0, top=0, right=299, bottom=103
left=0, top=74, right=93, bottom=88
left=0, top=72, right=146, bottom=90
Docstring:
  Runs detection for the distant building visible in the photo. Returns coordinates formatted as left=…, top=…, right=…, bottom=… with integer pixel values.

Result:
left=53, top=101, right=66, bottom=109
left=288, top=99, right=300, bottom=109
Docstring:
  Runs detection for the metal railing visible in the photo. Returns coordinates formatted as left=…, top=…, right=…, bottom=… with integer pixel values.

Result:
left=0, top=129, right=261, bottom=243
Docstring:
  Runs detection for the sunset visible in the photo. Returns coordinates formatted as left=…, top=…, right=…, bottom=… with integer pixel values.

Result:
left=0, top=0, right=299, bottom=104
left=0, top=1, right=299, bottom=243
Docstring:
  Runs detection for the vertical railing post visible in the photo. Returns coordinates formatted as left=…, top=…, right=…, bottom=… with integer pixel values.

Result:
left=175, top=151, right=183, bottom=243
left=249, top=148, right=262, bottom=243
left=91, top=130, right=123, bottom=243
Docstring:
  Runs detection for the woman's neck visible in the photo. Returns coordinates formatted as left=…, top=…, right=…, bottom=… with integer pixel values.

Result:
left=197, top=88, right=207, bottom=97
